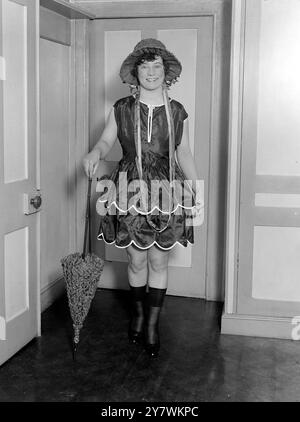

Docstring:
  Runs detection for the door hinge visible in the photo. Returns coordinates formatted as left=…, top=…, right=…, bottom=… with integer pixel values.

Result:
left=0, top=56, right=6, bottom=81
left=236, top=253, right=240, bottom=273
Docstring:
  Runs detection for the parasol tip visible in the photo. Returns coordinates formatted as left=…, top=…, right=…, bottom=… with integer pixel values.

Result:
left=72, top=341, right=78, bottom=362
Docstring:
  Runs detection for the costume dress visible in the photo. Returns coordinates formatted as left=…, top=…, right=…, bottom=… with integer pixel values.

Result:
left=96, top=95, right=196, bottom=250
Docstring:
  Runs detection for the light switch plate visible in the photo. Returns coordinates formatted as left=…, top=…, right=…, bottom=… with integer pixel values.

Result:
left=0, top=56, right=6, bottom=81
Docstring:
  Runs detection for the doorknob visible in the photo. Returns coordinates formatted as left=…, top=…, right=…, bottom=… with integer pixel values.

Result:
left=23, top=192, right=42, bottom=215
left=30, top=195, right=42, bottom=210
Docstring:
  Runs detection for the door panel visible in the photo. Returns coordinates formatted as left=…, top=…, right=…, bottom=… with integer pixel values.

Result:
left=90, top=17, right=212, bottom=298
left=238, top=0, right=300, bottom=316
left=0, top=0, right=39, bottom=365
left=40, top=38, right=72, bottom=296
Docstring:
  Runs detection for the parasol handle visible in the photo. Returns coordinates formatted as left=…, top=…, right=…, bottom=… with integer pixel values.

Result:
left=82, top=177, right=92, bottom=259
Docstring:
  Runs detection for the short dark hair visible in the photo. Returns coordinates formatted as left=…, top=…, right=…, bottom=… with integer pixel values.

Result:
left=131, top=49, right=169, bottom=84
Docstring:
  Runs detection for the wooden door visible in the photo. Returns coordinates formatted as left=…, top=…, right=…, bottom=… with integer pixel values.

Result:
left=0, top=0, right=40, bottom=366
left=238, top=0, right=300, bottom=316
left=90, top=17, right=213, bottom=298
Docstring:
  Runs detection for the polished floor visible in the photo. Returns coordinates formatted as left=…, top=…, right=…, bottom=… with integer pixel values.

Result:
left=0, top=289, right=300, bottom=402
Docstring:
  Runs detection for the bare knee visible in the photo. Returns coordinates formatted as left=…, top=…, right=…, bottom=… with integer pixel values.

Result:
left=148, top=248, right=169, bottom=274
left=127, top=246, right=148, bottom=274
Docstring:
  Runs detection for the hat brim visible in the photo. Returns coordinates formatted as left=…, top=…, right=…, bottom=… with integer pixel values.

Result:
left=119, top=47, right=182, bottom=86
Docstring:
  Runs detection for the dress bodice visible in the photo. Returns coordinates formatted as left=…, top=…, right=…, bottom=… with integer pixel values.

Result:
left=96, top=95, right=196, bottom=215
left=113, top=96, right=188, bottom=162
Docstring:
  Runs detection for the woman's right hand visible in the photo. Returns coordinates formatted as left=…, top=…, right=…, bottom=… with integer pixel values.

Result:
left=82, top=149, right=101, bottom=178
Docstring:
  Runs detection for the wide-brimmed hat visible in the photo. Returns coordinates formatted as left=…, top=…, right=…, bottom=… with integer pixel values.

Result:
left=119, top=38, right=182, bottom=86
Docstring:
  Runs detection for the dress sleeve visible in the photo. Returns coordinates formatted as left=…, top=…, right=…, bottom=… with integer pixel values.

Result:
left=113, top=98, right=121, bottom=109
left=113, top=97, right=126, bottom=129
left=113, top=98, right=121, bottom=119
left=113, top=96, right=131, bottom=122
left=173, top=101, right=188, bottom=149
left=179, top=103, right=188, bottom=121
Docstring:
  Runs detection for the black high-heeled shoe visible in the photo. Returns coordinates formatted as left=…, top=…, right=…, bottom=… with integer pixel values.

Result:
left=144, top=314, right=160, bottom=357
left=128, top=327, right=144, bottom=344
left=144, top=338, right=160, bottom=357
left=144, top=288, right=167, bottom=358
left=128, top=285, right=146, bottom=345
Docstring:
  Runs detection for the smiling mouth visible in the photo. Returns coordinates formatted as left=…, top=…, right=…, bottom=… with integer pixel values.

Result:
left=146, top=78, right=158, bottom=82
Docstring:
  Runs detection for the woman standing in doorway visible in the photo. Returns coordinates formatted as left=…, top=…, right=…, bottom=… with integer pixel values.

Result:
left=83, top=39, right=203, bottom=358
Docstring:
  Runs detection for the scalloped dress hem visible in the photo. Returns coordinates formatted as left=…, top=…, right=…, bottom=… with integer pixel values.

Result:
left=97, top=233, right=194, bottom=250
left=97, top=199, right=200, bottom=215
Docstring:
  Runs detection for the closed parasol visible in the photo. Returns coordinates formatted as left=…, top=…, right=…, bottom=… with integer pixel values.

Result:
left=61, top=177, right=104, bottom=360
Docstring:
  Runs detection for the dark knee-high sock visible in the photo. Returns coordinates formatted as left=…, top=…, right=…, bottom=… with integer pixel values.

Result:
left=146, top=287, right=167, bottom=344
left=130, top=285, right=147, bottom=333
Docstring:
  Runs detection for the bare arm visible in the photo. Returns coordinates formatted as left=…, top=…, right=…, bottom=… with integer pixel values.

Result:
left=176, top=119, right=199, bottom=196
left=92, top=108, right=118, bottom=160
left=83, top=108, right=118, bottom=177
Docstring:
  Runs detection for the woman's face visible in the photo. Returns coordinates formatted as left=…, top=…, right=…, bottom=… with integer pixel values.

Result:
left=137, top=56, right=165, bottom=91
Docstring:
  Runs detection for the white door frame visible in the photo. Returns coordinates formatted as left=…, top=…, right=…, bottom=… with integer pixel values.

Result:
left=223, top=0, right=246, bottom=315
